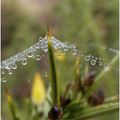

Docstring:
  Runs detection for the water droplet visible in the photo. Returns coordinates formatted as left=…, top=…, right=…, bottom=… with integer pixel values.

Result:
left=53, top=45, right=58, bottom=50
left=11, top=64, right=17, bottom=69
left=95, top=57, right=98, bottom=60
left=44, top=48, right=48, bottom=52
left=44, top=72, right=48, bottom=77
left=35, top=54, right=41, bottom=61
left=6, top=66, right=11, bottom=70
left=71, top=49, right=78, bottom=56
left=8, top=69, right=13, bottom=75
left=21, top=59, right=27, bottom=65
left=90, top=59, right=96, bottom=66
left=27, top=52, right=33, bottom=58
left=91, top=56, right=95, bottom=59
left=2, top=77, right=7, bottom=83
left=35, top=43, right=40, bottom=49
left=63, top=46, right=68, bottom=52
left=85, top=55, right=91, bottom=61
left=98, top=60, right=103, bottom=66
left=58, top=44, right=62, bottom=49
left=39, top=37, right=43, bottom=40
left=1, top=69, right=5, bottom=75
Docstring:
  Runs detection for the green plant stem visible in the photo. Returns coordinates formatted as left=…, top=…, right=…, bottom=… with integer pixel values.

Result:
left=5, top=88, right=20, bottom=120
left=75, top=102, right=119, bottom=120
left=8, top=103, right=20, bottom=120
left=84, top=54, right=118, bottom=98
left=105, top=95, right=118, bottom=103
left=47, top=33, right=59, bottom=106
left=64, top=102, right=118, bottom=120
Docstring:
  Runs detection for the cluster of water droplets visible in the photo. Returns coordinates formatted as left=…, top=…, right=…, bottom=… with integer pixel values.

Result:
left=1, top=36, right=71, bottom=75
left=1, top=35, right=118, bottom=78
left=84, top=54, right=104, bottom=66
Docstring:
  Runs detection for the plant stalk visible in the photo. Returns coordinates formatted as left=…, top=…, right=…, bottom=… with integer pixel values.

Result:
left=5, top=88, right=20, bottom=120
left=47, top=29, right=59, bottom=106
left=63, top=101, right=118, bottom=120
left=75, top=102, right=119, bottom=120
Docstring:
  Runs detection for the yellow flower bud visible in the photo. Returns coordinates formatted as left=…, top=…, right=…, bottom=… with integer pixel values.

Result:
left=31, top=73, right=46, bottom=106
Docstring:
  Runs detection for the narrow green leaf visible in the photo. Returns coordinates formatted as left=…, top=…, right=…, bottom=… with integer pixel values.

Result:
left=47, top=30, right=59, bottom=106
left=5, top=88, right=20, bottom=120
left=75, top=102, right=119, bottom=120
left=63, top=102, right=118, bottom=120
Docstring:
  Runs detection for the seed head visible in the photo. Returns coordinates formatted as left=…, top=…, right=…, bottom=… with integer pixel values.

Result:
left=48, top=106, right=63, bottom=120
left=87, top=89, right=105, bottom=106
left=84, top=71, right=96, bottom=87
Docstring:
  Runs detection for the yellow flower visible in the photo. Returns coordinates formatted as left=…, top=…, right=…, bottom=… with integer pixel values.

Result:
left=55, top=50, right=66, bottom=62
left=31, top=73, right=46, bottom=106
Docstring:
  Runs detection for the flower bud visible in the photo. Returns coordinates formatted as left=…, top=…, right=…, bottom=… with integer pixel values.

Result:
left=31, top=73, right=46, bottom=106
left=84, top=71, right=96, bottom=87
left=87, top=89, right=105, bottom=106
left=48, top=106, right=63, bottom=120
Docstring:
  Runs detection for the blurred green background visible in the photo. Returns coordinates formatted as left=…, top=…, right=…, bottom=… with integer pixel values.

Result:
left=1, top=0, right=119, bottom=120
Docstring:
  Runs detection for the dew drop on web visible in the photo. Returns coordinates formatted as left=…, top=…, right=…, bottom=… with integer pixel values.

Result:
left=8, top=69, right=13, bottom=75
left=44, top=48, right=48, bottom=52
left=39, top=37, right=43, bottom=41
left=1, top=69, right=5, bottom=75
left=2, top=77, right=7, bottom=83
left=63, top=46, right=69, bottom=52
left=6, top=66, right=11, bottom=70
left=44, top=72, right=48, bottom=77
left=1, top=36, right=119, bottom=76
left=95, top=57, right=98, bottom=60
left=53, top=45, right=58, bottom=50
left=21, top=59, right=27, bottom=65
left=11, top=64, right=17, bottom=69
left=85, top=54, right=91, bottom=61
left=98, top=60, right=103, bottom=66
left=35, top=54, right=41, bottom=61
left=71, top=48, right=78, bottom=56
left=27, top=52, right=33, bottom=58
left=90, top=59, right=96, bottom=66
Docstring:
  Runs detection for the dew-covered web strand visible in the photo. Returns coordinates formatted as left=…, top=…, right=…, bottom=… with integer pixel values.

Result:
left=1, top=36, right=71, bottom=73
left=75, top=43, right=119, bottom=54
left=1, top=37, right=46, bottom=73
left=1, top=36, right=118, bottom=77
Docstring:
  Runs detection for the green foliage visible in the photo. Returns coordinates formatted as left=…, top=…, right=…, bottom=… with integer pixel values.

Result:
left=2, top=0, right=119, bottom=120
